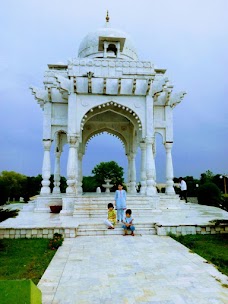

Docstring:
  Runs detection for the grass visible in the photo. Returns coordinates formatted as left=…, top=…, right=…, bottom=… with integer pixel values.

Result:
left=170, top=234, right=228, bottom=276
left=0, top=238, right=56, bottom=285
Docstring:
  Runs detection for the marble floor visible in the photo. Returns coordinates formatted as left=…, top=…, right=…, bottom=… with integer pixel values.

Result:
left=1, top=202, right=228, bottom=303
left=1, top=202, right=228, bottom=229
left=39, top=235, right=228, bottom=304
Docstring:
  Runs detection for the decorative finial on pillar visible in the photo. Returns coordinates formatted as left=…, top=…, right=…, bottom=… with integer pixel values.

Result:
left=106, top=10, right=109, bottom=23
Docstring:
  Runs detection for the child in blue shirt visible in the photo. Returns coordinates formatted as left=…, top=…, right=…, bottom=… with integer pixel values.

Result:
left=114, top=183, right=127, bottom=222
left=122, top=209, right=135, bottom=236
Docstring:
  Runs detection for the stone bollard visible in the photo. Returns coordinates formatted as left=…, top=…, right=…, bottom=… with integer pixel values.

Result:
left=96, top=187, right=101, bottom=193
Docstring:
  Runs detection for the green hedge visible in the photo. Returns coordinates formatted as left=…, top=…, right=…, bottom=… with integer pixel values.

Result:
left=0, top=280, right=41, bottom=304
left=197, top=182, right=221, bottom=207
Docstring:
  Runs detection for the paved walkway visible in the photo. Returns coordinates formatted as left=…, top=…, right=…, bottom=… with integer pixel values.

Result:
left=39, top=236, right=228, bottom=304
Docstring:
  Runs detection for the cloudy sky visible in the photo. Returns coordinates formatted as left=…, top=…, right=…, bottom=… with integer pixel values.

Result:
left=0, top=0, right=227, bottom=182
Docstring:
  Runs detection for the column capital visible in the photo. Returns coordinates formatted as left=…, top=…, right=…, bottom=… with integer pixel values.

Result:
left=165, top=141, right=173, bottom=149
left=67, top=135, right=79, bottom=147
left=55, top=151, right=61, bottom=158
left=42, top=139, right=52, bottom=150
left=129, top=152, right=136, bottom=159
left=140, top=141, right=146, bottom=149
left=145, top=136, right=155, bottom=144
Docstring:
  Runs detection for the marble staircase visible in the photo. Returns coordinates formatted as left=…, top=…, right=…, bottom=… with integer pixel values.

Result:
left=73, top=194, right=160, bottom=236
left=77, top=222, right=156, bottom=236
left=73, top=194, right=156, bottom=219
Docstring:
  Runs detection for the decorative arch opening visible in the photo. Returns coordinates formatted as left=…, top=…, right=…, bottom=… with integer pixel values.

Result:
left=82, top=131, right=128, bottom=181
left=80, top=101, right=142, bottom=132
left=84, top=128, right=127, bottom=154
left=107, top=43, right=117, bottom=56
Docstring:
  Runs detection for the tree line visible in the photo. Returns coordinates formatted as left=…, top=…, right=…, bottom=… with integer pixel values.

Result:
left=0, top=165, right=227, bottom=210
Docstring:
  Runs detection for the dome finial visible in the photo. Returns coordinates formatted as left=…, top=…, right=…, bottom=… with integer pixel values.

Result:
left=106, top=10, right=110, bottom=23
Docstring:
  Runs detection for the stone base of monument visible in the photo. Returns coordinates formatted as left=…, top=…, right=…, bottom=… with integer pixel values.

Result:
left=32, top=195, right=63, bottom=213
left=21, top=193, right=182, bottom=215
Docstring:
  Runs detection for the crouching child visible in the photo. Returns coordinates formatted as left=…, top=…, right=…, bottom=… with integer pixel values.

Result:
left=104, top=203, right=116, bottom=229
left=122, top=209, right=135, bottom=236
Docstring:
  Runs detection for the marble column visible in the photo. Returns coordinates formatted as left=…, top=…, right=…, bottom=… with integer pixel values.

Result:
left=77, top=152, right=83, bottom=194
left=130, top=152, right=137, bottom=193
left=152, top=141, right=157, bottom=182
left=165, top=142, right=175, bottom=195
left=40, top=139, right=52, bottom=194
left=140, top=142, right=147, bottom=194
left=53, top=151, right=61, bottom=194
left=146, top=137, right=157, bottom=196
left=66, top=136, right=78, bottom=194
left=127, top=154, right=131, bottom=191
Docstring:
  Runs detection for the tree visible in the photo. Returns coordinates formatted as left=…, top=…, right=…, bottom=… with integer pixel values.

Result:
left=22, top=175, right=42, bottom=202
left=82, top=176, right=98, bottom=192
left=200, top=170, right=214, bottom=184
left=0, top=171, right=27, bottom=204
left=92, top=161, right=124, bottom=190
left=197, top=182, right=222, bottom=207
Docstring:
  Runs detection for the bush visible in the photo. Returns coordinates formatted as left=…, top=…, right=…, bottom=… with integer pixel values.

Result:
left=197, top=182, right=222, bottom=207
left=0, top=208, right=19, bottom=223
left=48, top=233, right=64, bottom=250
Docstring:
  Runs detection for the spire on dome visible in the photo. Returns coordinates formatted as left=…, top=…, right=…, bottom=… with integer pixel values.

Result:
left=106, top=10, right=110, bottom=23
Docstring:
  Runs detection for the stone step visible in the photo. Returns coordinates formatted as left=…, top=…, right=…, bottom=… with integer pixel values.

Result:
left=78, top=223, right=155, bottom=229
left=77, top=227, right=156, bottom=236
left=73, top=212, right=155, bottom=218
left=74, top=202, right=151, bottom=207
left=76, top=198, right=151, bottom=203
left=74, top=208, right=154, bottom=212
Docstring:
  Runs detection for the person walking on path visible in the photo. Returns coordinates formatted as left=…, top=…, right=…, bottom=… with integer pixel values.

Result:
left=179, top=177, right=188, bottom=203
left=122, top=209, right=135, bottom=236
left=104, top=203, right=116, bottom=229
left=115, top=183, right=126, bottom=222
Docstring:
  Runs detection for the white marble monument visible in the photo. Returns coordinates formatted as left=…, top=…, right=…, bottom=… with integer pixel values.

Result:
left=30, top=13, right=186, bottom=213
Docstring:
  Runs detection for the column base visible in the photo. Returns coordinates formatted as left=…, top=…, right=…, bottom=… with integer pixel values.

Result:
left=40, top=187, right=51, bottom=195
left=61, top=197, right=74, bottom=215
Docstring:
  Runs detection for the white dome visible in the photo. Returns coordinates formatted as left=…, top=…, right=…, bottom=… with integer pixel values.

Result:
left=78, top=26, right=138, bottom=60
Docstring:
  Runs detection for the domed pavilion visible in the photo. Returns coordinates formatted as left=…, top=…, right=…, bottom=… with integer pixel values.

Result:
left=31, top=13, right=186, bottom=213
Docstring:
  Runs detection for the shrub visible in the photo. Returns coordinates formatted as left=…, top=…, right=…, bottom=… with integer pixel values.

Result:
left=48, top=233, right=64, bottom=250
left=197, top=182, right=222, bottom=207
left=0, top=208, right=19, bottom=223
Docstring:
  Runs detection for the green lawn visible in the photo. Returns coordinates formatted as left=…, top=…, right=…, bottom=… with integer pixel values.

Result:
left=0, top=239, right=56, bottom=285
left=170, top=234, right=228, bottom=276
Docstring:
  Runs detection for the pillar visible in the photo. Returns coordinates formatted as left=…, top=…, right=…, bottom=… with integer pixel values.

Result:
left=146, top=137, right=157, bottom=196
left=77, top=152, right=83, bottom=194
left=165, top=142, right=175, bottom=195
left=66, top=136, right=78, bottom=194
left=140, top=142, right=147, bottom=194
left=53, top=151, right=61, bottom=194
left=130, top=152, right=137, bottom=193
left=40, top=139, right=52, bottom=194
left=127, top=154, right=131, bottom=191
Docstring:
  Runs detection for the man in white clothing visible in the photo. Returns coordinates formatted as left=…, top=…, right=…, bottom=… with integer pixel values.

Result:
left=179, top=177, right=187, bottom=203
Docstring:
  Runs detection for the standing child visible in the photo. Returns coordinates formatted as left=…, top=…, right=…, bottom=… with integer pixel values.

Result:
left=122, top=209, right=135, bottom=236
left=115, top=183, right=127, bottom=222
left=104, top=203, right=116, bottom=229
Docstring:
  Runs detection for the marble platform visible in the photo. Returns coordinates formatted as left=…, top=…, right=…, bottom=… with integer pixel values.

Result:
left=1, top=200, right=228, bottom=229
